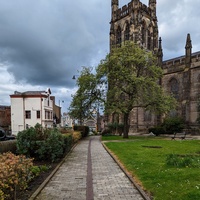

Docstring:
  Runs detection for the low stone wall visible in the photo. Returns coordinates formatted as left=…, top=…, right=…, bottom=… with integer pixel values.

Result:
left=0, top=140, right=17, bottom=154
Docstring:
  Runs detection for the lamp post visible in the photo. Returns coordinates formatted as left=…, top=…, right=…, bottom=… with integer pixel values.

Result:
left=72, top=75, right=79, bottom=80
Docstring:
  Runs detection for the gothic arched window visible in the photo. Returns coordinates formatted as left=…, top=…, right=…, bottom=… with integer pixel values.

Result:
left=124, top=22, right=130, bottom=41
left=116, top=26, right=122, bottom=45
left=147, top=30, right=151, bottom=50
left=169, top=78, right=179, bottom=99
left=142, top=21, right=147, bottom=47
left=144, top=110, right=152, bottom=122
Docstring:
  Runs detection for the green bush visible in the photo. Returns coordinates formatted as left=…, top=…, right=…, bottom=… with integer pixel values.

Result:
left=73, top=125, right=89, bottom=137
left=35, top=129, right=65, bottom=162
left=101, top=129, right=113, bottom=136
left=107, top=122, right=117, bottom=134
left=63, top=134, right=73, bottom=152
left=148, top=126, right=166, bottom=136
left=107, top=122, right=124, bottom=135
left=30, top=165, right=50, bottom=178
left=17, top=124, right=66, bottom=162
left=162, top=117, right=184, bottom=134
left=148, top=116, right=184, bottom=135
left=16, top=124, right=50, bottom=157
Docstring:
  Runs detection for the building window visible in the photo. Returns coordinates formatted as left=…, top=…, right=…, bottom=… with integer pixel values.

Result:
left=37, top=110, right=40, bottom=119
left=147, top=30, right=151, bottom=50
left=25, top=110, right=31, bottom=119
left=45, top=110, right=53, bottom=120
left=116, top=26, right=122, bottom=45
left=169, top=110, right=177, bottom=117
left=124, top=22, right=130, bottom=41
left=169, top=78, right=179, bottom=99
left=144, top=110, right=151, bottom=121
left=142, top=27, right=146, bottom=47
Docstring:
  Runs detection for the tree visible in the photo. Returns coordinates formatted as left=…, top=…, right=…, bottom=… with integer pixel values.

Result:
left=68, top=67, right=106, bottom=124
left=97, top=41, right=176, bottom=138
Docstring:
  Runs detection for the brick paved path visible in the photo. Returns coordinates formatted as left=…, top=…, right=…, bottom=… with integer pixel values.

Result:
left=34, top=136, right=144, bottom=200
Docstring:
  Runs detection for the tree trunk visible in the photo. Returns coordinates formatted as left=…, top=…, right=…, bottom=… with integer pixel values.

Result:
left=123, top=112, right=130, bottom=138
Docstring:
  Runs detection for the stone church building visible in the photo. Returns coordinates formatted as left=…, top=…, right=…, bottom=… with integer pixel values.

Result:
left=109, top=0, right=200, bottom=133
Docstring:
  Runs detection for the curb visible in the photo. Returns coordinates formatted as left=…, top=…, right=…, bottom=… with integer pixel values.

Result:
left=29, top=142, right=78, bottom=200
left=101, top=141, right=152, bottom=200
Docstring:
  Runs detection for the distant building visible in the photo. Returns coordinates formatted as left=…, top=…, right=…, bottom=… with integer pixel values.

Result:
left=61, top=112, right=73, bottom=127
left=0, top=105, right=11, bottom=132
left=10, top=88, right=53, bottom=135
left=50, top=96, right=61, bottom=125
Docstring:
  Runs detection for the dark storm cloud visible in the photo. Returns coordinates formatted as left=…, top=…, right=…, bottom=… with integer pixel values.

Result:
left=157, top=0, right=200, bottom=60
left=0, top=0, right=110, bottom=87
left=1, top=0, right=200, bottom=111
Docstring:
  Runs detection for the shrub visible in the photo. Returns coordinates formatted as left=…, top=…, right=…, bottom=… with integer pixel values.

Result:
left=72, top=131, right=82, bottom=143
left=0, top=152, right=33, bottom=199
left=35, top=129, right=65, bottom=162
left=162, top=117, right=184, bottom=134
left=107, top=122, right=117, bottom=134
left=107, top=122, right=124, bottom=135
left=62, top=133, right=73, bottom=152
left=148, top=126, right=166, bottom=136
left=59, top=128, right=73, bottom=134
left=148, top=117, right=184, bottom=135
left=101, top=129, right=113, bottom=136
left=30, top=165, right=50, bottom=177
left=17, top=124, right=65, bottom=162
left=73, top=125, right=89, bottom=137
left=16, top=124, right=49, bottom=158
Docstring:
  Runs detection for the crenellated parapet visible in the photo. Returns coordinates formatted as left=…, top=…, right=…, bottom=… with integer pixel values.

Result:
left=110, top=0, right=158, bottom=52
left=113, top=1, right=155, bottom=22
left=115, top=3, right=132, bottom=20
left=163, top=51, right=200, bottom=74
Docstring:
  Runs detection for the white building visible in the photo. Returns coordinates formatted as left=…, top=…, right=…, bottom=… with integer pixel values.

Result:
left=10, top=88, right=53, bottom=135
left=61, top=112, right=73, bottom=127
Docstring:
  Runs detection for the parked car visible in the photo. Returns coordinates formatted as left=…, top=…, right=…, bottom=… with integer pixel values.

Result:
left=0, top=127, right=15, bottom=141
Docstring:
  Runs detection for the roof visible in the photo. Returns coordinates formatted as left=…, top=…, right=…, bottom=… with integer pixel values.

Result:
left=10, top=88, right=51, bottom=98
left=163, top=51, right=200, bottom=63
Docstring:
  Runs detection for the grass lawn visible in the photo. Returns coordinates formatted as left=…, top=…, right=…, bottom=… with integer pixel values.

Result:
left=102, top=135, right=200, bottom=200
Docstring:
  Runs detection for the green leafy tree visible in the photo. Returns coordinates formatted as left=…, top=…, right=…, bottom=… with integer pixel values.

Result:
left=97, top=41, right=176, bottom=138
left=68, top=67, right=105, bottom=124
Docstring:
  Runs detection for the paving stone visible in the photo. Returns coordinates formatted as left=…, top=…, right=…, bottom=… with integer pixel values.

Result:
left=35, top=136, right=145, bottom=200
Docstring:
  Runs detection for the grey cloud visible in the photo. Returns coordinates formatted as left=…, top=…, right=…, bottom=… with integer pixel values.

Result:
left=158, top=0, right=200, bottom=59
left=1, top=0, right=200, bottom=111
left=0, top=0, right=110, bottom=88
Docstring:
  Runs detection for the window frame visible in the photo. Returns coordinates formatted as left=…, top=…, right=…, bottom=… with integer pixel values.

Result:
left=25, top=110, right=31, bottom=119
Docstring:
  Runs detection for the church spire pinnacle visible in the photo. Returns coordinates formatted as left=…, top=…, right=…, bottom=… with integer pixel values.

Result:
left=185, top=33, right=192, bottom=49
left=112, top=0, right=118, bottom=6
left=185, top=33, right=192, bottom=67
left=157, top=37, right=163, bottom=67
left=149, top=0, right=157, bottom=20
left=111, top=0, right=118, bottom=21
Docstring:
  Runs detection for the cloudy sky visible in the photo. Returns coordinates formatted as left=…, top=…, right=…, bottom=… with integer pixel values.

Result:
left=0, top=0, right=200, bottom=113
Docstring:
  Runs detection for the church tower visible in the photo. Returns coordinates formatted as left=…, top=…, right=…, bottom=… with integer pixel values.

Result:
left=110, top=0, right=159, bottom=53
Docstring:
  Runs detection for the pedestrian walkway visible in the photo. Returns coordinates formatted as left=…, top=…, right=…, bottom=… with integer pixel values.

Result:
left=33, top=136, right=145, bottom=200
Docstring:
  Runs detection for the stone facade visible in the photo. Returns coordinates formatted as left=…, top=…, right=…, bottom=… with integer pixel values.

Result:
left=110, top=0, right=158, bottom=53
left=162, top=37, right=200, bottom=129
left=110, top=0, right=200, bottom=133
